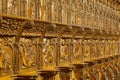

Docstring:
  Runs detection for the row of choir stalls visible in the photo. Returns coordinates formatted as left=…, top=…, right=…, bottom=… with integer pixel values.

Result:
left=0, top=18, right=119, bottom=80
left=0, top=0, right=120, bottom=80
left=37, top=37, right=72, bottom=80
left=0, top=17, right=120, bottom=80
left=0, top=0, right=120, bottom=31
left=70, top=31, right=120, bottom=80
left=36, top=27, right=120, bottom=80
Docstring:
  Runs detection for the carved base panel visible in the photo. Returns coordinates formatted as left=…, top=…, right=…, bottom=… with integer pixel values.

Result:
left=72, top=63, right=88, bottom=80
left=56, top=67, right=71, bottom=80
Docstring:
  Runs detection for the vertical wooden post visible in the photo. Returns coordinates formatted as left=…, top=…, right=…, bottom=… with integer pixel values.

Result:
left=36, top=38, right=41, bottom=70
left=56, top=38, right=60, bottom=66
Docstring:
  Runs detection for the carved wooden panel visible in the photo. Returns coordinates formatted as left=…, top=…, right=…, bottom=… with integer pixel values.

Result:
left=0, top=37, right=14, bottom=75
left=40, top=38, right=56, bottom=70
left=72, top=39, right=83, bottom=63
left=58, top=39, right=71, bottom=67
left=19, top=38, right=37, bottom=69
